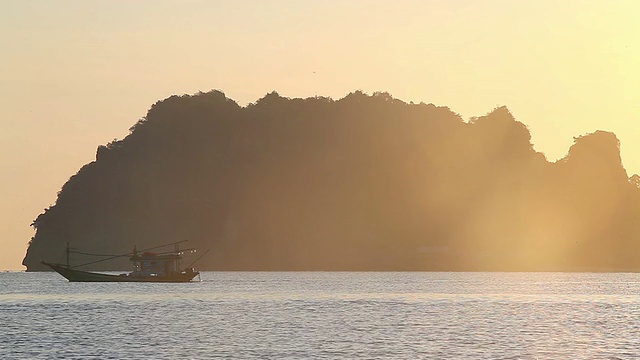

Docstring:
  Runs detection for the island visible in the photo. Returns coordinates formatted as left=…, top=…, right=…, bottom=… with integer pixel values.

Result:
left=23, top=90, right=640, bottom=272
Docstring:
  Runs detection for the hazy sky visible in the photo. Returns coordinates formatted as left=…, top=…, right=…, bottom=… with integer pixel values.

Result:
left=1, top=0, right=639, bottom=269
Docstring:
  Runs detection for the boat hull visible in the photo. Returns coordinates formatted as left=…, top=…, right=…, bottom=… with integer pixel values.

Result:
left=42, top=262, right=199, bottom=282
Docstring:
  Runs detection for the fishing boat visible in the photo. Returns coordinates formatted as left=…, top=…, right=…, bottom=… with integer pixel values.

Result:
left=42, top=241, right=205, bottom=282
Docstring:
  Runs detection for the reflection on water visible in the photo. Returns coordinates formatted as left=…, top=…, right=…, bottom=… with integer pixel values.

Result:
left=1, top=272, right=639, bottom=359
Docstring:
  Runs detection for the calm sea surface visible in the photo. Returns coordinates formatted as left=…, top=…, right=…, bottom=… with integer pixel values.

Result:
left=1, top=271, right=640, bottom=359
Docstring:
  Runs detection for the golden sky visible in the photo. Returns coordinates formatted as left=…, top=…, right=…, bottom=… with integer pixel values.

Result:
left=1, top=0, right=639, bottom=269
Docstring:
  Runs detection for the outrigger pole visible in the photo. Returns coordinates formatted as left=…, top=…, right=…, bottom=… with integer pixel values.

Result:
left=182, top=249, right=210, bottom=272
left=68, top=240, right=189, bottom=269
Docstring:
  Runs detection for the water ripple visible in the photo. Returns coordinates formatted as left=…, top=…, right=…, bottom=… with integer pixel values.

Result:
left=1, top=272, right=640, bottom=359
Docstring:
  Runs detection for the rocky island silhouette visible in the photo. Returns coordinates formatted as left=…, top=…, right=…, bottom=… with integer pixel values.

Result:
left=23, top=90, right=640, bottom=271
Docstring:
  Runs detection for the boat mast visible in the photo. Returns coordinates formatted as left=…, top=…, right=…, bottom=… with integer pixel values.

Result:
left=175, top=242, right=180, bottom=272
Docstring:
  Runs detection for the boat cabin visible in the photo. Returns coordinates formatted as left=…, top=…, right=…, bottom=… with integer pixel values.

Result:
left=129, top=251, right=181, bottom=277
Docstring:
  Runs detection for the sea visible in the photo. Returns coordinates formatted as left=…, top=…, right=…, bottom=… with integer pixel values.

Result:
left=1, top=271, right=639, bottom=359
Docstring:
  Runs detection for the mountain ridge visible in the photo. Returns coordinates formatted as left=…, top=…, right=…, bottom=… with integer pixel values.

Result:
left=23, top=90, right=640, bottom=271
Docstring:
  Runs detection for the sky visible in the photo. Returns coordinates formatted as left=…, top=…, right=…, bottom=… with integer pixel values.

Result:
left=1, top=0, right=639, bottom=270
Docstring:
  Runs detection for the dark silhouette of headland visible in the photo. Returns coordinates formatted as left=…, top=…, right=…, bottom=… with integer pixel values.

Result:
left=23, top=91, right=640, bottom=271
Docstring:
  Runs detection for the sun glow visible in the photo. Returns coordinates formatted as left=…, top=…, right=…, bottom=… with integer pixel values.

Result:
left=2, top=1, right=640, bottom=269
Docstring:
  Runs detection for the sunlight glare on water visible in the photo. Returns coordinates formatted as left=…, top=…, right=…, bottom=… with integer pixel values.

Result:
left=1, top=272, right=639, bottom=359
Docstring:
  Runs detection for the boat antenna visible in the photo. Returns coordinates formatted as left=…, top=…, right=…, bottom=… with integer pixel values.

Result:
left=182, top=249, right=210, bottom=272
left=69, top=240, right=189, bottom=269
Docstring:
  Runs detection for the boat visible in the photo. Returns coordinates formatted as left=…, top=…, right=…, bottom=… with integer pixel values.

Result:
left=42, top=241, right=205, bottom=282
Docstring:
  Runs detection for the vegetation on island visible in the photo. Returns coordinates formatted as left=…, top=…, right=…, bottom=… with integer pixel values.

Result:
left=23, top=90, right=640, bottom=271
